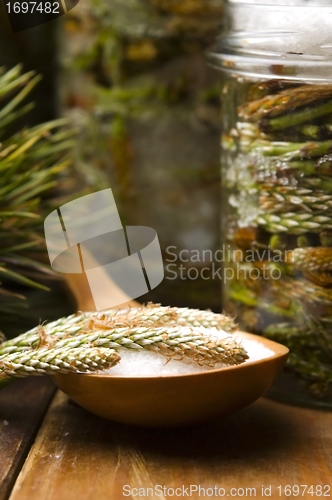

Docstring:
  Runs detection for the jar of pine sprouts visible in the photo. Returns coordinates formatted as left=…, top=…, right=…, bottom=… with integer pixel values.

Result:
left=208, top=0, right=332, bottom=408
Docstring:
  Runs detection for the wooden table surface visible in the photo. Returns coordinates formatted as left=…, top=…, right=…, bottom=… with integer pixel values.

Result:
left=0, top=377, right=331, bottom=500
left=1, top=277, right=331, bottom=499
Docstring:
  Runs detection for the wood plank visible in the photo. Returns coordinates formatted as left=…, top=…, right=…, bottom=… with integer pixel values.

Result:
left=9, top=391, right=332, bottom=500
left=0, top=378, right=55, bottom=500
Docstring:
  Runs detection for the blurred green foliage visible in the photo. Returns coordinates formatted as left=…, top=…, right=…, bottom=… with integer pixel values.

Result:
left=59, top=0, right=224, bottom=311
left=0, top=65, right=75, bottom=329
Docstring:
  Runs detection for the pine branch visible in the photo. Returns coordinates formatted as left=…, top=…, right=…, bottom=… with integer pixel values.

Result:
left=0, top=66, right=75, bottom=317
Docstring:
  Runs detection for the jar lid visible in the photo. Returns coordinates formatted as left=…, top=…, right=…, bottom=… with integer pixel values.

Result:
left=207, top=0, right=332, bottom=81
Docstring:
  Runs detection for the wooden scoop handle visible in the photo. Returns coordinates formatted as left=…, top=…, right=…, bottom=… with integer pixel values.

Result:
left=65, top=250, right=140, bottom=312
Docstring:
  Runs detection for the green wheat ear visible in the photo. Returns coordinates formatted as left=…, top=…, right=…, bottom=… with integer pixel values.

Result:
left=0, top=347, right=120, bottom=390
left=0, top=305, right=238, bottom=355
left=0, top=306, right=247, bottom=389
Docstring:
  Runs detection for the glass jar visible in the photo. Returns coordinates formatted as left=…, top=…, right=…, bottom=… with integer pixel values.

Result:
left=208, top=0, right=332, bottom=408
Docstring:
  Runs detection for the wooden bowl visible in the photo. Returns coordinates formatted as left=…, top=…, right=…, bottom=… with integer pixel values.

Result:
left=53, top=332, right=289, bottom=428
